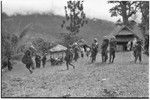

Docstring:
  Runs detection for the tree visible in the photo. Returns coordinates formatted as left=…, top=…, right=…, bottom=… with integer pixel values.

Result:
left=61, top=0, right=87, bottom=46
left=108, top=1, right=139, bottom=25
left=138, top=1, right=149, bottom=34
left=32, top=38, right=51, bottom=55
left=2, top=12, right=9, bottom=20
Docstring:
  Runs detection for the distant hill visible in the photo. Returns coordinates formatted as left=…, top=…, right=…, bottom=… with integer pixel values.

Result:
left=2, top=14, right=115, bottom=46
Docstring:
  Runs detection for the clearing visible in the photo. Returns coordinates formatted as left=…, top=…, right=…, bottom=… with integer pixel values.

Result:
left=1, top=52, right=149, bottom=98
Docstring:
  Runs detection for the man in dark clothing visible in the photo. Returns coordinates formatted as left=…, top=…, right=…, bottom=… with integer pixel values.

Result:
left=65, top=47, right=75, bottom=70
left=35, top=55, right=41, bottom=68
left=2, top=57, right=13, bottom=71
left=7, top=57, right=13, bottom=71
left=42, top=55, right=47, bottom=68
left=91, top=38, right=99, bottom=63
left=109, top=37, right=117, bottom=63
left=22, top=50, right=33, bottom=74
left=73, top=43, right=79, bottom=62
left=134, top=40, right=142, bottom=63
left=101, top=38, right=109, bottom=63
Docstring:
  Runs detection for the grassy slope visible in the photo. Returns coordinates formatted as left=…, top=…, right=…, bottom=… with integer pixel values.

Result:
left=3, top=14, right=115, bottom=46
left=2, top=52, right=149, bottom=97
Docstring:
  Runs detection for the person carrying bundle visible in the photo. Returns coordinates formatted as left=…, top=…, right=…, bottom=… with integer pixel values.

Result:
left=22, top=50, right=34, bottom=74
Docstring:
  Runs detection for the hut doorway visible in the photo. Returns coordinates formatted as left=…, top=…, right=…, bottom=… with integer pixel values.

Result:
left=117, top=42, right=128, bottom=51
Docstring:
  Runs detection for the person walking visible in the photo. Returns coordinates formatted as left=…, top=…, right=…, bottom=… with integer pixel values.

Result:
left=65, top=47, right=75, bottom=70
left=22, top=50, right=34, bottom=74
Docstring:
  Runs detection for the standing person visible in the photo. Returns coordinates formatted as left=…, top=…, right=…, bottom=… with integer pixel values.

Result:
left=109, top=37, right=117, bottom=63
left=127, top=41, right=131, bottom=51
left=101, top=38, right=109, bottom=63
left=132, top=37, right=138, bottom=58
left=42, top=55, right=47, bottom=68
left=65, top=47, right=75, bottom=70
left=22, top=50, right=33, bottom=74
left=35, top=54, right=41, bottom=68
left=73, top=43, right=79, bottom=62
left=80, top=47, right=84, bottom=58
left=86, top=47, right=91, bottom=57
left=91, top=38, right=99, bottom=63
left=134, top=40, right=142, bottom=63
left=7, top=57, right=13, bottom=71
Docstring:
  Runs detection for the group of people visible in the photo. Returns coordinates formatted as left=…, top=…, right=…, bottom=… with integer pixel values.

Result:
left=64, top=36, right=144, bottom=70
left=63, top=37, right=116, bottom=70
left=22, top=50, right=47, bottom=73
left=6, top=36, right=144, bottom=73
left=101, top=37, right=117, bottom=63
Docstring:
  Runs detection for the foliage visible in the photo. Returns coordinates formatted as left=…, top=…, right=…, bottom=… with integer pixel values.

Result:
left=61, top=34, right=81, bottom=47
left=32, top=38, right=51, bottom=55
left=2, top=12, right=9, bottom=20
left=138, top=1, right=149, bottom=34
left=108, top=1, right=140, bottom=25
left=61, top=0, right=87, bottom=46
left=1, top=31, right=15, bottom=62
left=61, top=0, right=87, bottom=35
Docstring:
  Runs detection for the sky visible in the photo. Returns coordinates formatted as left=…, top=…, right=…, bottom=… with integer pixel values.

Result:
left=2, top=0, right=141, bottom=22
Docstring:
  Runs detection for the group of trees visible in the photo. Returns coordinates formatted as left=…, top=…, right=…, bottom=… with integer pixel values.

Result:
left=1, top=20, right=32, bottom=63
left=108, top=1, right=149, bottom=34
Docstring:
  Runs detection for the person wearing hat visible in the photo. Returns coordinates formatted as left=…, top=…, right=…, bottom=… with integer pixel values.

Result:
left=65, top=47, right=75, bottom=70
left=101, top=37, right=109, bottom=63
left=109, top=37, right=117, bottom=63
left=91, top=38, right=99, bottom=63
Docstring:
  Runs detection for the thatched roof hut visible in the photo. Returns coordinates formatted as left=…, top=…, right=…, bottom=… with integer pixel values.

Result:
left=49, top=44, right=67, bottom=53
left=107, top=25, right=143, bottom=51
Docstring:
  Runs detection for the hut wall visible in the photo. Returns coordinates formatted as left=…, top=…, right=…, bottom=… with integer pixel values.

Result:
left=115, top=35, right=134, bottom=51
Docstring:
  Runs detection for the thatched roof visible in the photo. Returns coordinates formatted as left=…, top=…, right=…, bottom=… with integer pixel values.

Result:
left=49, top=44, right=67, bottom=53
left=108, top=25, right=143, bottom=39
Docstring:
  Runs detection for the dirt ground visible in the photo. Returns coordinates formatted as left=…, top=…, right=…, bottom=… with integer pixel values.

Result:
left=1, top=52, right=149, bottom=98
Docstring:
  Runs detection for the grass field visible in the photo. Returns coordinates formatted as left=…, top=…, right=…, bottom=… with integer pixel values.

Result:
left=2, top=52, right=149, bottom=98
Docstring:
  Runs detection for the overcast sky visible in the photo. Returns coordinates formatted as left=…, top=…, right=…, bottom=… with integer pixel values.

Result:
left=2, top=0, right=141, bottom=22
